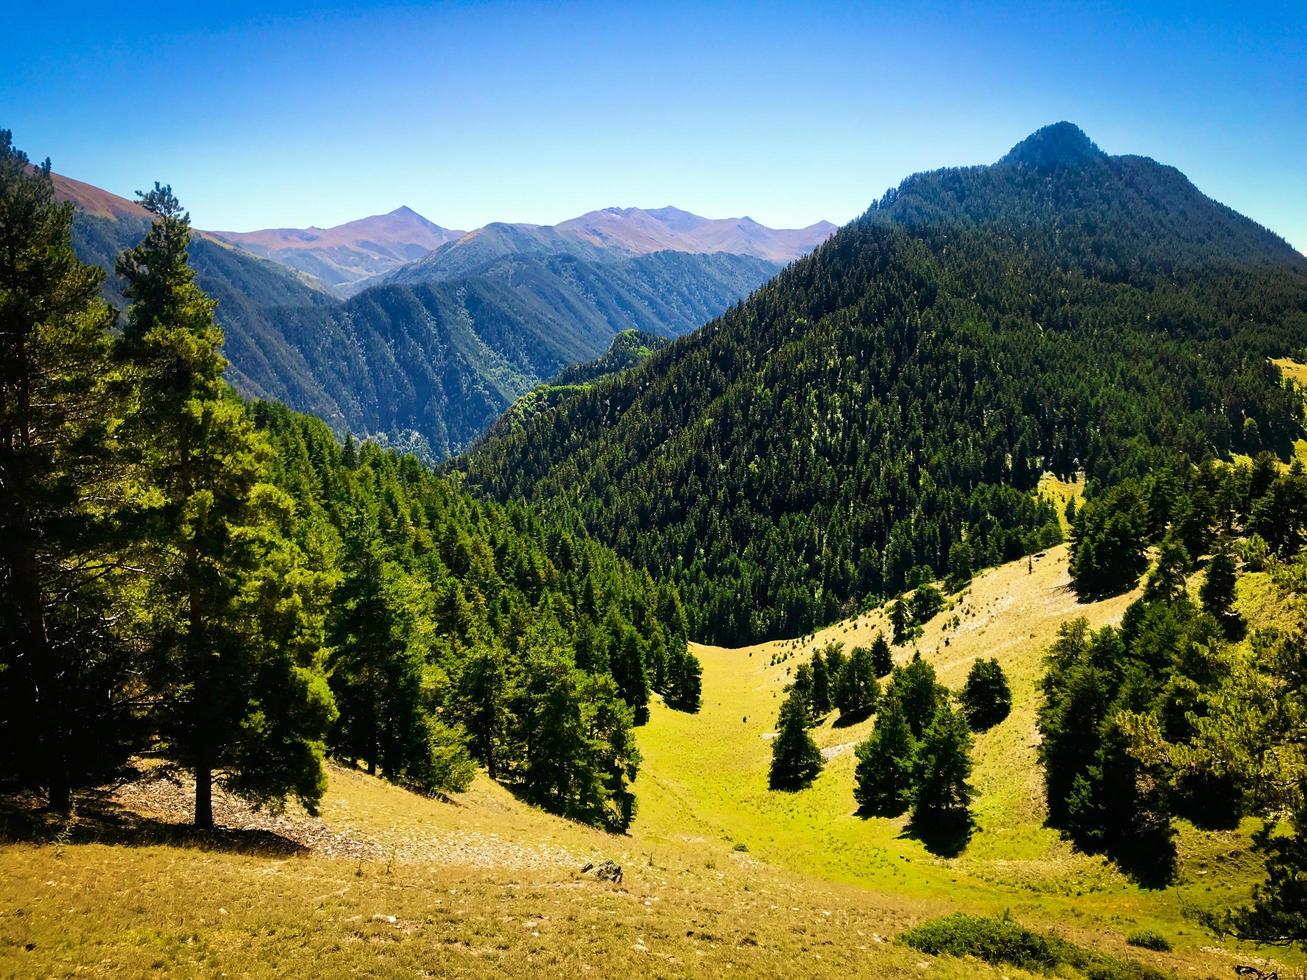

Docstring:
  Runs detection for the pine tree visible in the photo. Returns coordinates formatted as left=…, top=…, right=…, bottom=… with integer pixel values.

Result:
left=769, top=689, right=822, bottom=790
left=116, top=185, right=335, bottom=827
left=834, top=644, right=880, bottom=721
left=911, top=702, right=974, bottom=835
left=1216, top=776, right=1307, bottom=949
left=1142, top=534, right=1191, bottom=604
left=1200, top=547, right=1238, bottom=631
left=666, top=648, right=702, bottom=712
left=889, top=655, right=945, bottom=740
left=888, top=599, right=911, bottom=644
left=790, top=661, right=815, bottom=723
left=870, top=631, right=893, bottom=677
left=607, top=616, right=651, bottom=724
left=455, top=644, right=511, bottom=780
left=960, top=658, right=1011, bottom=731
left=0, top=132, right=138, bottom=811
left=853, top=696, right=916, bottom=815
left=327, top=511, right=428, bottom=780
left=1070, top=486, right=1148, bottom=597
left=810, top=651, right=832, bottom=716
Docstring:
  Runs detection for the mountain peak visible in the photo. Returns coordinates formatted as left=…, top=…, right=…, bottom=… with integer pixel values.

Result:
left=999, top=121, right=1105, bottom=169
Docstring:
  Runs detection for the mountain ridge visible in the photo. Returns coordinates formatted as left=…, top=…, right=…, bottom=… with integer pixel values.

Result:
left=458, top=123, right=1307, bottom=643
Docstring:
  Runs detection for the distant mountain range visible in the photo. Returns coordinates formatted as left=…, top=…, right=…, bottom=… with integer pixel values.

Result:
left=212, top=207, right=465, bottom=296
left=54, top=173, right=811, bottom=458
left=556, top=206, right=836, bottom=263
left=212, top=204, right=833, bottom=296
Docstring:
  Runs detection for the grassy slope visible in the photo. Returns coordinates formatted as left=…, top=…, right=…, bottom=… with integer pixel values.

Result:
left=0, top=542, right=1295, bottom=977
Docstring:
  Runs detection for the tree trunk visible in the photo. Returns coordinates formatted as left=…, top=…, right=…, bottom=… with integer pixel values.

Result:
left=195, top=763, right=213, bottom=829
left=47, top=778, right=71, bottom=815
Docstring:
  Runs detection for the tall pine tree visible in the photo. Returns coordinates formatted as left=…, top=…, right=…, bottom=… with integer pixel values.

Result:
left=116, top=185, right=335, bottom=827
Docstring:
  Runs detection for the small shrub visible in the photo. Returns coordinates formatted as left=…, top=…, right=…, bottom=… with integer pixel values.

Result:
left=900, top=913, right=1168, bottom=980
left=1125, top=929, right=1171, bottom=952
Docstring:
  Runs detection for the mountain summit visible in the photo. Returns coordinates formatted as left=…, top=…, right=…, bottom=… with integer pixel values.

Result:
left=999, top=121, right=1106, bottom=169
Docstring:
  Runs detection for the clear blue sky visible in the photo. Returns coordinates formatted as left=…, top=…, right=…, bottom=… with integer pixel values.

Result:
left=4, top=0, right=1304, bottom=249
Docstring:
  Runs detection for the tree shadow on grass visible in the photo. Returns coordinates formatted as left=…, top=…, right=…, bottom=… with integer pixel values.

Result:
left=0, top=791, right=306, bottom=857
left=901, top=812, right=974, bottom=858
left=831, top=707, right=874, bottom=729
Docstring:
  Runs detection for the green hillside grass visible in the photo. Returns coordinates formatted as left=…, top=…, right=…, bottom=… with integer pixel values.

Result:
left=2, top=543, right=1296, bottom=977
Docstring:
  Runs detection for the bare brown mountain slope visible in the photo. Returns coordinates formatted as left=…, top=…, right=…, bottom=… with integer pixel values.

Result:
left=554, top=205, right=836, bottom=262
left=213, top=206, right=464, bottom=295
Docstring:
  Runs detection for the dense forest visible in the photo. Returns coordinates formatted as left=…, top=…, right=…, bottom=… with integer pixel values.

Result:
left=460, top=123, right=1307, bottom=644
left=0, top=134, right=698, bottom=833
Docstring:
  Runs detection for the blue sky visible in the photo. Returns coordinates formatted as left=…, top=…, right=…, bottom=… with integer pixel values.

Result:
left=4, top=1, right=1304, bottom=249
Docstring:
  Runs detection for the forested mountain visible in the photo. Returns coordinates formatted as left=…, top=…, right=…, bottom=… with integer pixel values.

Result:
left=213, top=206, right=465, bottom=296
left=459, top=122, right=1307, bottom=644
left=56, top=174, right=780, bottom=460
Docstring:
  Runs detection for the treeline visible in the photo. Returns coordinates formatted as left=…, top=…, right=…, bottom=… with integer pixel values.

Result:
left=0, top=134, right=697, bottom=833
left=1046, top=454, right=1307, bottom=945
left=459, top=127, right=1307, bottom=645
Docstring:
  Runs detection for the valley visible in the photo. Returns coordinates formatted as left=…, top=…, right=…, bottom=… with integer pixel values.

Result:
left=2, top=543, right=1292, bottom=977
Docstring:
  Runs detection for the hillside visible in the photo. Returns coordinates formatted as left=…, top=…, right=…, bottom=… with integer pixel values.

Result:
left=57, top=172, right=780, bottom=459
left=3, top=544, right=1293, bottom=977
left=492, top=330, right=673, bottom=436
left=213, top=206, right=465, bottom=296
left=261, top=249, right=780, bottom=459
left=459, top=123, right=1307, bottom=643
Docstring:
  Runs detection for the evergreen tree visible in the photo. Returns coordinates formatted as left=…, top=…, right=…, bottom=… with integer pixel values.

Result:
left=769, top=689, right=822, bottom=790
left=455, top=645, right=510, bottom=780
left=790, top=661, right=815, bottom=723
left=1142, top=534, right=1190, bottom=604
left=821, top=642, right=847, bottom=688
left=665, top=648, right=702, bottom=712
left=810, top=650, right=832, bottom=716
left=853, top=696, right=916, bottom=815
left=834, top=644, right=880, bottom=721
left=888, top=599, right=910, bottom=644
left=606, top=615, right=651, bottom=724
left=1214, top=777, right=1307, bottom=949
left=1070, top=485, right=1148, bottom=597
left=1037, top=655, right=1110, bottom=824
left=327, top=511, right=428, bottom=779
left=0, top=132, right=138, bottom=811
left=116, top=186, right=335, bottom=827
left=911, top=702, right=974, bottom=836
left=518, top=644, right=639, bottom=830
left=1200, top=547, right=1239, bottom=633
left=1251, top=463, right=1307, bottom=557
left=960, top=658, right=1011, bottom=731
left=889, top=655, right=945, bottom=740
left=870, top=632, right=893, bottom=677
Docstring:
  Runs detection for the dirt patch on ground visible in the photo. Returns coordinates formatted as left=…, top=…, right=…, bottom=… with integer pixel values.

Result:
left=110, top=773, right=385, bottom=861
